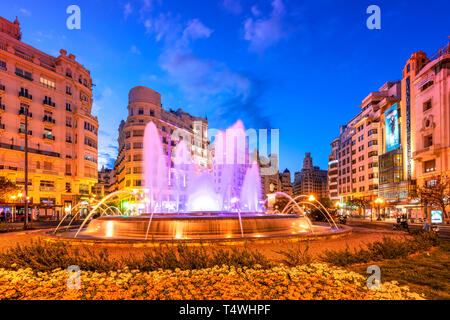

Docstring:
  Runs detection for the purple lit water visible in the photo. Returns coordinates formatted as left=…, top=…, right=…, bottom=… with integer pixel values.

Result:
left=143, top=120, right=263, bottom=213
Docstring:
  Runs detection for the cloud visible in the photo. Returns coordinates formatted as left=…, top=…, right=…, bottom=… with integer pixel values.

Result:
left=222, top=0, right=243, bottom=15
left=141, top=9, right=271, bottom=129
left=182, top=19, right=213, bottom=43
left=251, top=5, right=261, bottom=17
left=123, top=3, right=133, bottom=18
left=243, top=0, right=286, bottom=52
left=19, top=8, right=31, bottom=16
left=130, top=45, right=141, bottom=55
left=92, top=87, right=114, bottom=116
left=144, top=13, right=182, bottom=42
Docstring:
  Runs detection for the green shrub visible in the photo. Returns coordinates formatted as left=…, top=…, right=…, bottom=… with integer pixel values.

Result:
left=320, top=232, right=440, bottom=267
left=211, top=244, right=272, bottom=269
left=0, top=239, right=119, bottom=272
left=0, top=240, right=275, bottom=272
left=274, top=241, right=314, bottom=266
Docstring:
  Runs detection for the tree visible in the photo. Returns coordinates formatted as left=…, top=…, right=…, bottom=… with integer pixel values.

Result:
left=347, top=197, right=372, bottom=216
left=417, top=175, right=450, bottom=220
left=0, top=179, right=20, bottom=203
left=318, top=197, right=333, bottom=210
left=274, top=197, right=290, bottom=213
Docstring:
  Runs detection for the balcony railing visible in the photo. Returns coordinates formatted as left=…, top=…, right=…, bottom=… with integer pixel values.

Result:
left=18, top=128, right=32, bottom=135
left=43, top=134, right=55, bottom=141
left=18, top=109, right=32, bottom=117
left=14, top=50, right=34, bottom=62
left=43, top=117, right=55, bottom=124
left=0, top=142, right=60, bottom=158
left=39, top=186, right=55, bottom=192
left=43, top=100, right=55, bottom=107
left=18, top=91, right=32, bottom=100
left=429, top=42, right=450, bottom=61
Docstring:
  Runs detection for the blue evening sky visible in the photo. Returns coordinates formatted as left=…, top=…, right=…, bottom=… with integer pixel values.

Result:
left=2, top=0, right=449, bottom=175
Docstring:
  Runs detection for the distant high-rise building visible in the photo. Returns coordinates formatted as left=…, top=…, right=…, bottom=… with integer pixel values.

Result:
left=113, top=86, right=210, bottom=198
left=328, top=138, right=339, bottom=202
left=293, top=153, right=328, bottom=198
left=330, top=40, right=450, bottom=222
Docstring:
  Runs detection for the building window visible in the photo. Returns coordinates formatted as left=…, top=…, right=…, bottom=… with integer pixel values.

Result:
left=40, top=76, right=56, bottom=89
left=15, top=67, right=33, bottom=81
left=421, top=81, right=434, bottom=92
left=423, top=100, right=432, bottom=112
left=424, top=160, right=436, bottom=173
left=138, top=108, right=144, bottom=115
left=424, top=134, right=433, bottom=148
left=66, top=86, right=72, bottom=95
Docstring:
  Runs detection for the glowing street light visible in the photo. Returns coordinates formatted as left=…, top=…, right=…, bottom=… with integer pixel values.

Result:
left=308, top=195, right=316, bottom=202
left=10, top=195, right=16, bottom=200
left=374, top=197, right=384, bottom=221
left=374, top=197, right=384, bottom=204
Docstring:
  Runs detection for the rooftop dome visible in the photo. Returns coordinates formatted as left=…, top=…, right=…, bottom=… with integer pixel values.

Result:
left=128, top=86, right=161, bottom=106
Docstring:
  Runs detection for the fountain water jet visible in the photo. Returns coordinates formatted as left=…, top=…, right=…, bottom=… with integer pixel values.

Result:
left=63, top=120, right=338, bottom=241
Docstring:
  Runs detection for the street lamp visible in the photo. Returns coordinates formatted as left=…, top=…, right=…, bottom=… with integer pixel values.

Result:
left=308, top=195, right=316, bottom=202
left=335, top=201, right=342, bottom=215
left=375, top=197, right=384, bottom=221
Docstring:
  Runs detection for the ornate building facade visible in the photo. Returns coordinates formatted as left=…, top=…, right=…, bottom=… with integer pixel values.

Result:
left=0, top=16, right=98, bottom=217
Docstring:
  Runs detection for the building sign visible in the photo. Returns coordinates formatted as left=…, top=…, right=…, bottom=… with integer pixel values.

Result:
left=431, top=210, right=443, bottom=224
left=385, top=103, right=400, bottom=152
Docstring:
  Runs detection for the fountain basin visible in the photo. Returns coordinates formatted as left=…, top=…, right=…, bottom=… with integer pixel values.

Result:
left=80, top=213, right=319, bottom=240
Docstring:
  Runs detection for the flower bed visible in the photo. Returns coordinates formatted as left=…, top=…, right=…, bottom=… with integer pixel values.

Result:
left=0, top=263, right=423, bottom=300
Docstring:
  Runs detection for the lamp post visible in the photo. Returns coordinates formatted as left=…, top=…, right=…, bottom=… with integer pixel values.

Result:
left=335, top=201, right=342, bottom=216
left=375, top=197, right=384, bottom=221
left=24, top=108, right=29, bottom=229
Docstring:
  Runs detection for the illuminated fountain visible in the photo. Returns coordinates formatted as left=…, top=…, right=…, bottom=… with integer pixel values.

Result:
left=56, top=120, right=339, bottom=241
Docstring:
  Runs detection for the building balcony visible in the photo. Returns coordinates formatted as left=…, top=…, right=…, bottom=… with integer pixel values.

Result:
left=40, top=186, right=55, bottom=192
left=65, top=138, right=73, bottom=143
left=14, top=50, right=34, bottom=63
left=18, top=109, right=32, bottom=118
left=0, top=84, right=5, bottom=93
left=412, top=144, right=442, bottom=160
left=43, top=116, right=56, bottom=124
left=18, top=91, right=33, bottom=101
left=43, top=99, right=55, bottom=107
left=0, top=123, right=4, bottom=130
left=0, top=104, right=4, bottom=112
left=18, top=128, right=32, bottom=136
left=43, top=134, right=55, bottom=141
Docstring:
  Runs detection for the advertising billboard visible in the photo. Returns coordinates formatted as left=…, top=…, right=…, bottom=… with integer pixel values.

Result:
left=385, top=103, right=400, bottom=152
left=431, top=210, right=443, bottom=224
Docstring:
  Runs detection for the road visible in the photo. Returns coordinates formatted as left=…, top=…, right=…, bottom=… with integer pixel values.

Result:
left=346, top=218, right=450, bottom=240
